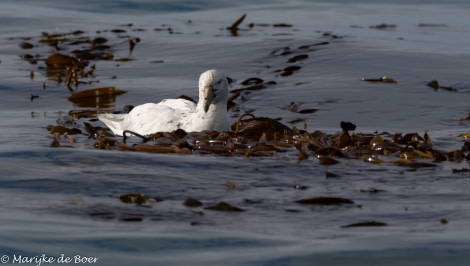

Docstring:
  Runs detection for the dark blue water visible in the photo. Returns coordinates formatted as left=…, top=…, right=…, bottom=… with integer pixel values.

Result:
left=1, top=1, right=470, bottom=265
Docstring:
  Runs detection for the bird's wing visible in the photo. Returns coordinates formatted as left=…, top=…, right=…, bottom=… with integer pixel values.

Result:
left=97, top=113, right=128, bottom=135
left=159, top=99, right=196, bottom=113
left=120, top=100, right=196, bottom=135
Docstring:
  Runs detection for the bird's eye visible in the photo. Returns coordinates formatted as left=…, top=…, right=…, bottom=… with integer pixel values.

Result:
left=217, top=80, right=222, bottom=85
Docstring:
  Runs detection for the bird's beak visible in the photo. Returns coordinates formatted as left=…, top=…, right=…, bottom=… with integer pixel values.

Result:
left=203, top=85, right=215, bottom=113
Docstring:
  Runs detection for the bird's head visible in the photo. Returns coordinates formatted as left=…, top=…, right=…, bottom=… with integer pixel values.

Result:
left=198, top=69, right=228, bottom=113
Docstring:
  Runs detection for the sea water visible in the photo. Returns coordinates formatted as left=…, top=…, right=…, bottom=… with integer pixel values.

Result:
left=1, top=0, right=470, bottom=265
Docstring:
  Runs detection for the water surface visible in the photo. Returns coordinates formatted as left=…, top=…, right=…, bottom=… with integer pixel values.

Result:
left=1, top=0, right=470, bottom=265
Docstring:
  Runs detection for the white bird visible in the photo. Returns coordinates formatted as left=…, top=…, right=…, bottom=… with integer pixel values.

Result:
left=98, top=69, right=230, bottom=136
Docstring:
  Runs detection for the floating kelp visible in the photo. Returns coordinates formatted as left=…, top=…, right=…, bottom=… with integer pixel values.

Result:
left=293, top=184, right=308, bottom=190
left=394, top=161, right=437, bottom=168
left=426, top=80, right=458, bottom=92
left=184, top=197, right=203, bottom=207
left=460, top=133, right=470, bottom=140
left=363, top=155, right=384, bottom=164
left=19, top=41, right=34, bottom=49
left=49, top=136, right=74, bottom=148
left=287, top=118, right=305, bottom=124
left=68, top=110, right=100, bottom=120
left=134, top=143, right=192, bottom=154
left=321, top=32, right=341, bottom=38
left=452, top=168, right=470, bottom=173
left=460, top=113, right=470, bottom=121
left=120, top=216, right=144, bottom=222
left=45, top=53, right=83, bottom=69
left=297, top=108, right=317, bottom=114
left=68, top=86, right=127, bottom=108
left=225, top=180, right=240, bottom=190
left=340, top=121, right=356, bottom=134
left=325, top=171, right=340, bottom=178
left=48, top=125, right=82, bottom=135
left=29, top=93, right=39, bottom=101
left=289, top=102, right=318, bottom=114
left=431, top=149, right=447, bottom=162
left=280, top=65, right=302, bottom=76
left=20, top=53, right=37, bottom=64
left=270, top=46, right=293, bottom=56
left=447, top=150, right=465, bottom=161
left=127, top=37, right=140, bottom=57
left=39, top=33, right=70, bottom=47
left=68, top=86, right=126, bottom=100
left=273, top=23, right=293, bottom=28
left=360, top=188, right=386, bottom=193
left=315, top=155, right=339, bottom=165
left=370, top=23, right=396, bottom=29
left=361, top=76, right=397, bottom=83
left=232, top=114, right=295, bottom=141
left=298, top=41, right=330, bottom=50
left=297, top=148, right=309, bottom=161
left=110, top=29, right=126, bottom=34
left=115, top=57, right=134, bottom=62
left=227, top=91, right=240, bottom=110
left=296, top=196, right=354, bottom=205
left=315, top=147, right=345, bottom=157
left=240, top=77, right=264, bottom=86
left=226, top=14, right=247, bottom=36
left=341, top=221, right=387, bottom=228
left=418, top=23, right=448, bottom=27
left=231, top=78, right=276, bottom=93
left=150, top=60, right=164, bottom=64
left=119, top=193, right=149, bottom=205
left=287, top=54, right=308, bottom=63
left=204, top=201, right=245, bottom=212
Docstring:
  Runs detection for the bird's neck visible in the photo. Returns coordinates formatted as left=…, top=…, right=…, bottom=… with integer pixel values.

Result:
left=188, top=102, right=229, bottom=132
left=195, top=101, right=227, bottom=120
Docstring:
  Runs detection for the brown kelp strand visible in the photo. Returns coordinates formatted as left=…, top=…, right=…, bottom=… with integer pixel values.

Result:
left=426, top=80, right=459, bottom=92
left=184, top=197, right=203, bottom=207
left=68, top=87, right=127, bottom=108
left=296, top=196, right=354, bottom=205
left=204, top=201, right=245, bottom=212
left=119, top=193, right=150, bottom=205
left=361, top=76, right=397, bottom=83
left=226, top=13, right=247, bottom=36
left=370, top=23, right=397, bottom=29
left=341, top=221, right=388, bottom=228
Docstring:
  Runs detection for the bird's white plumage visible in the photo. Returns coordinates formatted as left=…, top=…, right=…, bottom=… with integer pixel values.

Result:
left=98, top=69, right=230, bottom=136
